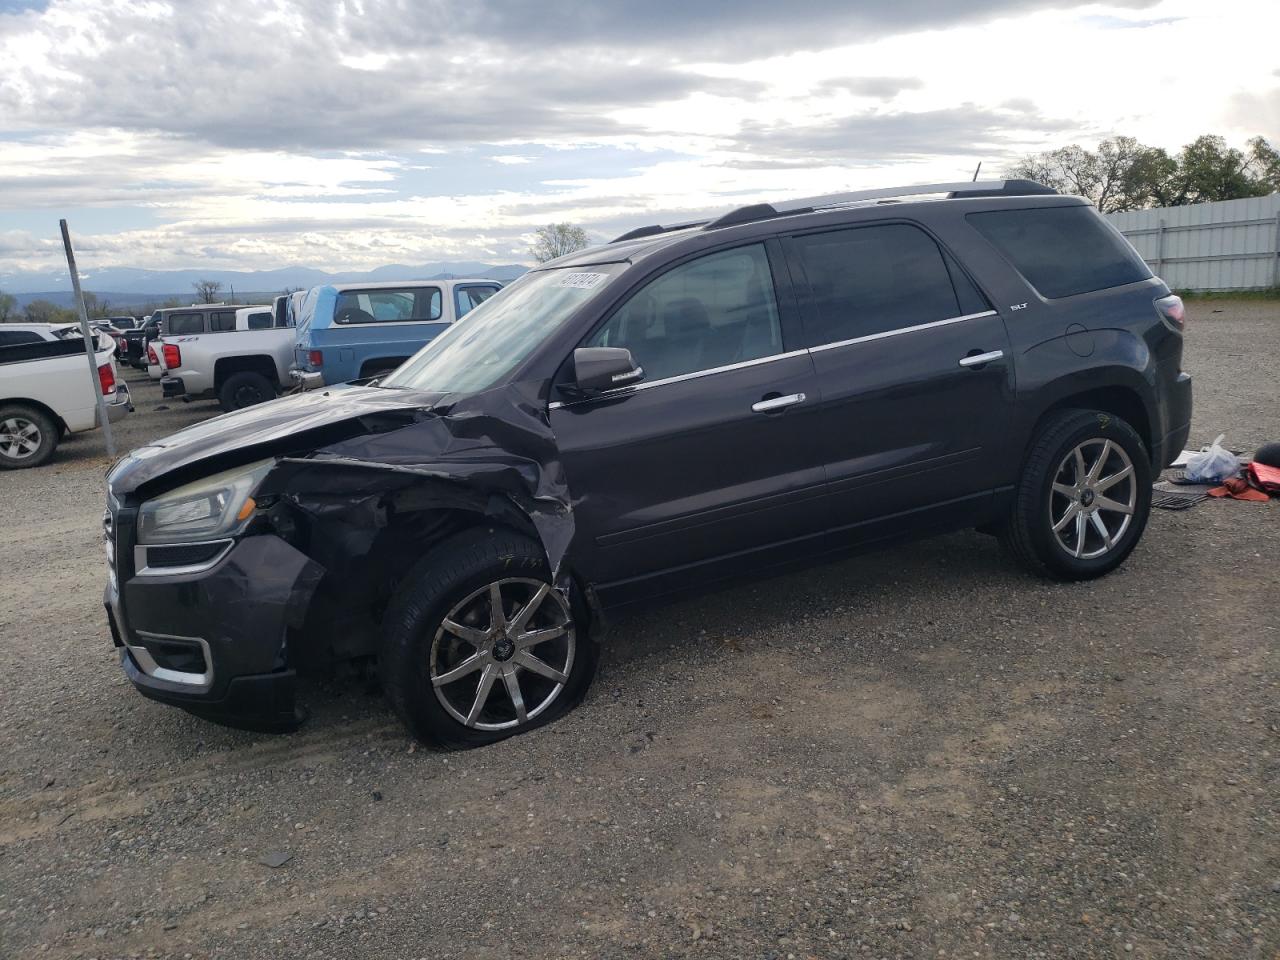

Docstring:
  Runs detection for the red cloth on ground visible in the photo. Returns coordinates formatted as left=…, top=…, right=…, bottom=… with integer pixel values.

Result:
left=1208, top=475, right=1271, bottom=501
left=1248, top=460, right=1280, bottom=493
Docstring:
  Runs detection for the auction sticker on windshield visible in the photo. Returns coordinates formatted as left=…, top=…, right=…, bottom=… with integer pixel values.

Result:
left=557, top=272, right=609, bottom=289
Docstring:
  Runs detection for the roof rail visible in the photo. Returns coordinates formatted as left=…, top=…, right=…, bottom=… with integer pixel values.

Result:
left=705, top=179, right=1057, bottom=230
left=609, top=218, right=710, bottom=244
left=609, top=180, right=1056, bottom=243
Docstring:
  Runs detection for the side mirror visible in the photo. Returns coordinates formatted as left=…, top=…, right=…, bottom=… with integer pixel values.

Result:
left=570, top=347, right=644, bottom=395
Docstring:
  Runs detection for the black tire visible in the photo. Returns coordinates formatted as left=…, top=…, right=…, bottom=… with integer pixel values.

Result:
left=0, top=404, right=59, bottom=470
left=999, top=408, right=1152, bottom=581
left=379, top=527, right=598, bottom=750
left=218, top=371, right=276, bottom=412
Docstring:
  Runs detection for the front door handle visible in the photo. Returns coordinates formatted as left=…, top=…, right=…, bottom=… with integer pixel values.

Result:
left=752, top=392, right=806, bottom=413
left=958, top=349, right=1004, bottom=368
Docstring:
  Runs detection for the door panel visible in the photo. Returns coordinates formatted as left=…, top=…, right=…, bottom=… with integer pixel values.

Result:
left=550, top=352, right=826, bottom=601
left=808, top=312, right=1013, bottom=534
left=784, top=222, right=1015, bottom=541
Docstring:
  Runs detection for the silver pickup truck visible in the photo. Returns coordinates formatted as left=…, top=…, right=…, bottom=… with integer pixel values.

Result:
left=158, top=307, right=294, bottom=411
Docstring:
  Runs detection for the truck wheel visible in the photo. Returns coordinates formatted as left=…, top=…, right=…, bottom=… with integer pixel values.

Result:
left=0, top=405, right=59, bottom=470
left=379, top=528, right=598, bottom=750
left=1000, top=408, right=1152, bottom=581
left=219, top=371, right=276, bottom=412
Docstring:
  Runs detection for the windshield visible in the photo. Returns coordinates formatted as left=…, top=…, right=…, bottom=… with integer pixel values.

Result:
left=381, top=265, right=625, bottom=395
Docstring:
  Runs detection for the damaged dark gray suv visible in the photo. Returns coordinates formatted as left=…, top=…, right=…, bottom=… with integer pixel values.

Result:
left=103, top=180, right=1193, bottom=748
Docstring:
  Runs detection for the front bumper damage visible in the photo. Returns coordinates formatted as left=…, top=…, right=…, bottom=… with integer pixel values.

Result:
left=103, top=381, right=576, bottom=731
left=105, top=512, right=325, bottom=730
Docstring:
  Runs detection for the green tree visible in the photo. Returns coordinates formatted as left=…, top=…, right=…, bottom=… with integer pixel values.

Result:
left=1007, top=134, right=1278, bottom=211
left=1248, top=136, right=1280, bottom=192
left=24, top=299, right=76, bottom=323
left=0, top=291, right=16, bottom=323
left=1168, top=135, right=1269, bottom=205
left=530, top=223, right=589, bottom=263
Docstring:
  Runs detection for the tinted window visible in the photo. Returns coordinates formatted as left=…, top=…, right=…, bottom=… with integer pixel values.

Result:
left=0, top=330, right=43, bottom=346
left=455, top=285, right=500, bottom=318
left=587, top=244, right=782, bottom=382
left=967, top=205, right=1151, bottom=299
left=167, top=313, right=203, bottom=335
left=793, top=223, right=961, bottom=345
left=210, top=311, right=237, bottom=331
left=334, top=287, right=442, bottom=324
left=246, top=312, right=272, bottom=330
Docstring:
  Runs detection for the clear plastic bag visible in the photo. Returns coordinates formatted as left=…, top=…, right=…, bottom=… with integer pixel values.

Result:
left=1184, top=434, right=1240, bottom=483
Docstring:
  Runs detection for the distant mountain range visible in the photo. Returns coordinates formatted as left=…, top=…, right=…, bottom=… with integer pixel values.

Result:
left=2, top=261, right=529, bottom=307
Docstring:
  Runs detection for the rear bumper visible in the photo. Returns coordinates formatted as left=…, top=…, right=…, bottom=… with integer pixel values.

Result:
left=1156, top=371, right=1193, bottom=468
left=96, top=383, right=133, bottom=426
left=289, top=368, right=325, bottom=390
left=160, top=375, right=185, bottom=398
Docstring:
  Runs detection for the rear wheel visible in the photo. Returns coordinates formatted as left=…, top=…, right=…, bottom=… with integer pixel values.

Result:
left=379, top=528, right=598, bottom=749
left=999, top=408, right=1152, bottom=580
left=218, top=371, right=276, bottom=411
left=0, top=405, right=58, bottom=470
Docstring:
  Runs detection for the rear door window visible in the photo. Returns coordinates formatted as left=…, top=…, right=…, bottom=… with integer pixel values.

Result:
left=0, top=330, right=44, bottom=346
left=167, top=313, right=204, bottom=335
left=246, top=312, right=272, bottom=330
left=586, top=243, right=783, bottom=382
left=455, top=284, right=500, bottom=318
left=967, top=205, right=1151, bottom=299
left=334, top=287, right=442, bottom=324
left=789, top=223, right=963, bottom=346
left=209, top=310, right=237, bottom=331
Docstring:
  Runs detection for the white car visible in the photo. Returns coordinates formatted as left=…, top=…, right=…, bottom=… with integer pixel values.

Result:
left=0, top=330, right=131, bottom=468
left=157, top=309, right=297, bottom=411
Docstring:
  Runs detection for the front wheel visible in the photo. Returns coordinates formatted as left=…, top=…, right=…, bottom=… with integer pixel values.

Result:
left=1000, top=408, right=1152, bottom=581
left=379, top=528, right=598, bottom=749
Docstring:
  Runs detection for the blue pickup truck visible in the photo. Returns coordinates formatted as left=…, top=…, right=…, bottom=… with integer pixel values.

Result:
left=290, top=279, right=501, bottom=388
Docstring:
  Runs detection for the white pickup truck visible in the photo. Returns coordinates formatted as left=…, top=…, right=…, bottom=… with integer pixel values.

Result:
left=158, top=308, right=294, bottom=411
left=0, top=332, right=131, bottom=469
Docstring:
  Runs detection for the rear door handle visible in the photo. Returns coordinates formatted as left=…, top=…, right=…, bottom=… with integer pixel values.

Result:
left=752, top=392, right=806, bottom=413
left=958, top=349, right=1004, bottom=368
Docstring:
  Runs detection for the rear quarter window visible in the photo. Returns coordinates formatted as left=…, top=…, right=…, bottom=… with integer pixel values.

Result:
left=167, top=313, right=204, bottom=335
left=967, top=205, right=1151, bottom=299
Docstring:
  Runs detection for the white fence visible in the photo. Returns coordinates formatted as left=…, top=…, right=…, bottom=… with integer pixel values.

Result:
left=1106, top=194, right=1280, bottom=291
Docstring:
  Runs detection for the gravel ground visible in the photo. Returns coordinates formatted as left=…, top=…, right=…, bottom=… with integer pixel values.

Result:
left=1, top=300, right=1277, bottom=960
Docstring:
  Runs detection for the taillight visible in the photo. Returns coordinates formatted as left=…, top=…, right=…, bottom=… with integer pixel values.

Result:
left=146, top=345, right=158, bottom=364
left=1155, top=294, right=1186, bottom=332
left=308, top=349, right=323, bottom=367
left=162, top=343, right=181, bottom=368
left=98, top=362, right=115, bottom=396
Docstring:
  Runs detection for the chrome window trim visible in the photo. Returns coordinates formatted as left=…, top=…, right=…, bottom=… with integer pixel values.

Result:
left=127, top=631, right=213, bottom=690
left=133, top=538, right=234, bottom=577
left=547, top=310, right=998, bottom=410
left=808, top=310, right=998, bottom=354
left=548, top=348, right=809, bottom=410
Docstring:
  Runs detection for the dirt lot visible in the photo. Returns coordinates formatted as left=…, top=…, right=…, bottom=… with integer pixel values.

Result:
left=1, top=300, right=1277, bottom=960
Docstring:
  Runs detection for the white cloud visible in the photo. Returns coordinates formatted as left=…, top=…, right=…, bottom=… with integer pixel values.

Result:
left=0, top=0, right=1276, bottom=277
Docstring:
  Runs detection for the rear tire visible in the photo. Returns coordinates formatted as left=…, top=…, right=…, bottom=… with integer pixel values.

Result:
left=0, top=404, right=58, bottom=470
left=218, top=371, right=276, bottom=412
left=999, top=408, right=1152, bottom=581
left=379, top=527, right=598, bottom=750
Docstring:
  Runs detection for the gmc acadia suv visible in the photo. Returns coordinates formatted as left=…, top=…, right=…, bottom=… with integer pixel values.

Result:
left=102, top=179, right=1192, bottom=749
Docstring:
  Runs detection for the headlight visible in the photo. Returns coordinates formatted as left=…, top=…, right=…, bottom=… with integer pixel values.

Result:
left=138, top=459, right=274, bottom=544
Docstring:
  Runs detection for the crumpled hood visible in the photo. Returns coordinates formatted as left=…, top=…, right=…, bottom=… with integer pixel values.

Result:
left=107, top=385, right=442, bottom=495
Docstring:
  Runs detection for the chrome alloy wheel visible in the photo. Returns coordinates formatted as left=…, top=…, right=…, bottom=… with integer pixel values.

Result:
left=0, top=416, right=42, bottom=461
left=1050, top=439, right=1137, bottom=560
left=430, top=578, right=575, bottom=731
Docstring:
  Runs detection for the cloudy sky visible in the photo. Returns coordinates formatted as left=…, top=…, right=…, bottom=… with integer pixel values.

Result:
left=1, top=0, right=1277, bottom=276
